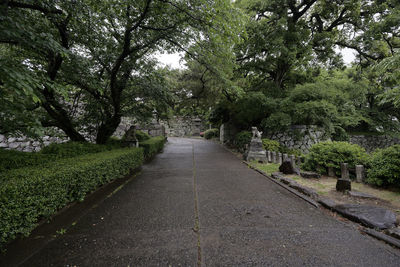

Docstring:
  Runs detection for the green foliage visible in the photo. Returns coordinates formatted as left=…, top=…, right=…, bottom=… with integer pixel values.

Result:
left=139, top=136, right=167, bottom=159
left=261, top=139, right=280, bottom=152
left=41, top=142, right=110, bottom=158
left=204, top=128, right=219, bottom=139
left=234, top=131, right=252, bottom=152
left=261, top=112, right=291, bottom=132
left=0, top=140, right=126, bottom=173
left=135, top=131, right=151, bottom=142
left=302, top=141, right=369, bottom=177
left=367, top=145, right=400, bottom=188
left=0, top=149, right=53, bottom=173
left=0, top=148, right=144, bottom=248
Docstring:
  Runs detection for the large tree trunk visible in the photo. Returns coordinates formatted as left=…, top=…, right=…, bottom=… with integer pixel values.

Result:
left=95, top=114, right=122, bottom=144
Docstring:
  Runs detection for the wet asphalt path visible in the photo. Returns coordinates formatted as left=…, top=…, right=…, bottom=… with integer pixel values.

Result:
left=22, top=138, right=400, bottom=266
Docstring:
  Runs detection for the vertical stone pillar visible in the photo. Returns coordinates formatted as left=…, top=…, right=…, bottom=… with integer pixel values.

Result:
left=283, top=153, right=288, bottom=162
left=356, top=165, right=365, bottom=183
left=289, top=155, right=296, bottom=169
left=219, top=124, right=225, bottom=143
left=341, top=163, right=350, bottom=179
left=267, top=151, right=272, bottom=163
left=278, top=153, right=282, bottom=165
left=272, top=151, right=277, bottom=164
left=336, top=162, right=351, bottom=192
left=328, top=167, right=335, bottom=177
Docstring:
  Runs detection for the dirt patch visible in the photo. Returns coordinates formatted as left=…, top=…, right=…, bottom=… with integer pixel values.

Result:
left=286, top=174, right=400, bottom=216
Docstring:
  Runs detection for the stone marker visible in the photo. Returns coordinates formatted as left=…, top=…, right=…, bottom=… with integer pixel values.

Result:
left=271, top=151, right=277, bottom=163
left=282, top=153, right=288, bottom=162
left=267, top=151, right=272, bottom=163
left=245, top=127, right=267, bottom=163
left=289, top=155, right=296, bottom=169
left=123, top=126, right=139, bottom=147
left=341, top=163, right=350, bottom=179
left=278, top=152, right=282, bottom=164
left=328, top=166, right=336, bottom=177
left=336, top=163, right=351, bottom=192
left=355, top=165, right=365, bottom=183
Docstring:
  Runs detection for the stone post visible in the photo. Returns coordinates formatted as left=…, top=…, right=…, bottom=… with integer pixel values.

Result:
left=336, top=163, right=351, bottom=192
left=341, top=163, right=350, bottom=179
left=267, top=151, right=272, bottom=163
left=283, top=153, right=288, bottom=162
left=278, top=153, right=282, bottom=165
left=328, top=167, right=335, bottom=177
left=355, top=165, right=365, bottom=183
left=289, top=155, right=296, bottom=169
left=271, top=151, right=276, bottom=164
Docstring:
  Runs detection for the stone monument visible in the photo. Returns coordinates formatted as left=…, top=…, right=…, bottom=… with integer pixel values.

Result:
left=336, top=163, right=351, bottom=192
left=123, top=126, right=139, bottom=147
left=245, top=127, right=267, bottom=163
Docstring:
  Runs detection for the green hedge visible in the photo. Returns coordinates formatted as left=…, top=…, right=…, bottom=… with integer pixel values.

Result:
left=0, top=140, right=125, bottom=173
left=367, top=145, right=400, bottom=187
left=0, top=147, right=143, bottom=248
left=302, top=141, right=368, bottom=176
left=0, top=149, right=53, bottom=173
left=204, top=128, right=219, bottom=139
left=140, top=136, right=167, bottom=159
left=135, top=130, right=151, bottom=142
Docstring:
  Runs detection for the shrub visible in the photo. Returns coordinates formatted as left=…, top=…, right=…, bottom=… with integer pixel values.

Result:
left=204, top=128, right=219, bottom=139
left=367, top=145, right=400, bottom=187
left=139, top=136, right=167, bottom=159
left=40, top=141, right=110, bottom=158
left=234, top=131, right=252, bottom=152
left=135, top=130, right=151, bottom=142
left=0, top=147, right=144, bottom=248
left=302, top=141, right=368, bottom=176
left=0, top=149, right=54, bottom=173
left=261, top=138, right=280, bottom=151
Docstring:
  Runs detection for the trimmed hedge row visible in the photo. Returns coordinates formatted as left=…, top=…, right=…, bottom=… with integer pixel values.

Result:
left=0, top=140, right=124, bottom=173
left=140, top=136, right=167, bottom=159
left=0, top=150, right=54, bottom=173
left=0, top=147, right=144, bottom=247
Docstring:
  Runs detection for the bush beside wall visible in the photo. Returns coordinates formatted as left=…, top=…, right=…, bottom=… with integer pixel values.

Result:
left=367, top=145, right=400, bottom=187
left=302, top=141, right=368, bottom=176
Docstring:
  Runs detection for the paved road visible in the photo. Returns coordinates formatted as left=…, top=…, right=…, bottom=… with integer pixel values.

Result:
left=22, top=138, right=400, bottom=266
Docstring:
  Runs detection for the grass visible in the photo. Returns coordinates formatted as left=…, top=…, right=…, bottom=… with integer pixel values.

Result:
left=249, top=161, right=279, bottom=175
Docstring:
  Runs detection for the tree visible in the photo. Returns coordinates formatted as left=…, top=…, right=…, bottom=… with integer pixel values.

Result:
left=1, top=0, right=244, bottom=143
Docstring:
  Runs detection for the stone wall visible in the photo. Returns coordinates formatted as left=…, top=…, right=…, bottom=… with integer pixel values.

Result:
left=163, top=116, right=207, bottom=137
left=0, top=133, right=68, bottom=152
left=266, top=125, right=328, bottom=153
left=349, top=135, right=400, bottom=153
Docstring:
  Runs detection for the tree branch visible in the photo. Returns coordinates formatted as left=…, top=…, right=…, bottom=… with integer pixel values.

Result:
left=7, top=1, right=63, bottom=15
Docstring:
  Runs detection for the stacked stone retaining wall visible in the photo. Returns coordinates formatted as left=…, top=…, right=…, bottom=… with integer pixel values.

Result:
left=266, top=125, right=328, bottom=153
left=349, top=135, right=400, bottom=153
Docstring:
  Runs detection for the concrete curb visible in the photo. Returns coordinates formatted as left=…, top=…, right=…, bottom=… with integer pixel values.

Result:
left=362, top=228, right=400, bottom=249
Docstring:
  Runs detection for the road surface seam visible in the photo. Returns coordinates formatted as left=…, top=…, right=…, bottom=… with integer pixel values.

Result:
left=192, top=143, right=202, bottom=267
